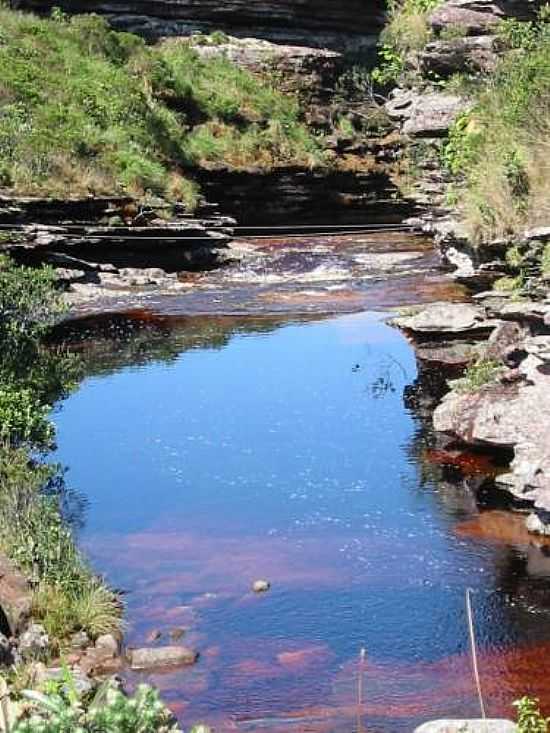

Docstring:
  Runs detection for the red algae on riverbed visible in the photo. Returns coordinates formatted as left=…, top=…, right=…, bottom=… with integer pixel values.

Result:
left=424, top=448, right=504, bottom=477
left=219, top=641, right=550, bottom=731
left=455, top=511, right=550, bottom=547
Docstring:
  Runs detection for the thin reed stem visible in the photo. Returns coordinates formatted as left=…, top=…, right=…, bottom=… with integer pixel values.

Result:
left=466, top=588, right=487, bottom=719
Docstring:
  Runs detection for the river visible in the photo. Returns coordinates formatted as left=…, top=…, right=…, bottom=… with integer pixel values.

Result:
left=51, top=232, right=550, bottom=732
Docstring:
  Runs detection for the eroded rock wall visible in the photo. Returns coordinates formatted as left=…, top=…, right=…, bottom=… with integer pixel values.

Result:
left=14, top=0, right=386, bottom=49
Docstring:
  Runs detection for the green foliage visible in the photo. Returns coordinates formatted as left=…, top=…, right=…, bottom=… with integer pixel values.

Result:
left=0, top=255, right=119, bottom=645
left=514, top=697, right=550, bottom=733
left=0, top=8, right=322, bottom=202
left=441, top=113, right=480, bottom=176
left=493, top=274, right=525, bottom=293
left=541, top=243, right=550, bottom=276
left=372, top=0, right=441, bottom=85
left=12, top=680, right=180, bottom=732
left=0, top=447, right=121, bottom=644
left=0, top=256, right=77, bottom=448
left=454, top=358, right=502, bottom=393
left=0, top=387, right=53, bottom=446
left=0, top=256, right=64, bottom=343
left=497, top=18, right=539, bottom=51
left=443, top=13, right=550, bottom=241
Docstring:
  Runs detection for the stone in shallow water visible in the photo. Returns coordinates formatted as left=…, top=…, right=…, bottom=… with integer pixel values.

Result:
left=252, top=579, right=271, bottom=593
left=129, top=645, right=199, bottom=670
left=415, top=720, right=516, bottom=733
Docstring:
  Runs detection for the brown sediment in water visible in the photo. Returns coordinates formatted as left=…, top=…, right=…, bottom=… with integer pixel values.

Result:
left=424, top=449, right=504, bottom=477
left=455, top=511, right=550, bottom=547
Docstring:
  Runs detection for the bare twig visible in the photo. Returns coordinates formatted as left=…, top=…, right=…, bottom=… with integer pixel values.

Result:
left=466, top=588, right=487, bottom=720
left=357, top=647, right=366, bottom=733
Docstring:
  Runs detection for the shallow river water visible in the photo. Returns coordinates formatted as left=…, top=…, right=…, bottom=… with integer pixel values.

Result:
left=52, top=234, right=550, bottom=732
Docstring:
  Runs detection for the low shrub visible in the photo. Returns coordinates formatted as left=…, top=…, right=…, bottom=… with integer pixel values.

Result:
left=10, top=677, right=180, bottom=733
left=453, top=358, right=502, bottom=393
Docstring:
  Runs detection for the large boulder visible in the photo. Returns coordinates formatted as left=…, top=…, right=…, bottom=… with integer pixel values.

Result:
left=191, top=36, right=342, bottom=92
left=386, top=90, right=471, bottom=137
left=419, top=36, right=499, bottom=77
left=393, top=302, right=495, bottom=335
left=429, top=0, right=541, bottom=36
left=0, top=553, right=32, bottom=636
left=433, top=342, right=550, bottom=516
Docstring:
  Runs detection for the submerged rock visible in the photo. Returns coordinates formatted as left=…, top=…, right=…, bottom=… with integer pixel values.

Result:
left=128, top=645, right=199, bottom=670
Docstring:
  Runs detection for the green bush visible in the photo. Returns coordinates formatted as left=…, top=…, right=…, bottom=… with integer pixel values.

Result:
left=0, top=387, right=53, bottom=446
left=0, top=256, right=64, bottom=343
left=0, top=256, right=78, bottom=447
left=12, top=678, right=180, bottom=733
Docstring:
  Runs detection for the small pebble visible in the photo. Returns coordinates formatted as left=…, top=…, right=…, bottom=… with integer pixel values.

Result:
left=252, top=580, right=271, bottom=593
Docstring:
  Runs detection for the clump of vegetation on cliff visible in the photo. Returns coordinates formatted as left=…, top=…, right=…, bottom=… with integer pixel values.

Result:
left=0, top=6, right=323, bottom=206
left=372, top=0, right=441, bottom=85
left=442, top=10, right=550, bottom=241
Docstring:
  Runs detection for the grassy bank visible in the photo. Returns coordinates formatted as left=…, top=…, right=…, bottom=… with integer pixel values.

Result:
left=0, top=6, right=323, bottom=207
left=0, top=257, right=183, bottom=728
left=0, top=256, right=121, bottom=649
left=443, top=14, right=550, bottom=242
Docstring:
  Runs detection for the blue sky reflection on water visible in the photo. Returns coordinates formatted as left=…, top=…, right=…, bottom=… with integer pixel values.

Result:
left=51, top=311, right=550, bottom=731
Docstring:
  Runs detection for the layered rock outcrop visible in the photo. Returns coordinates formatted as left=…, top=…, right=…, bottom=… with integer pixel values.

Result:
left=15, top=0, right=386, bottom=49
left=396, top=298, right=550, bottom=534
left=0, top=195, right=235, bottom=309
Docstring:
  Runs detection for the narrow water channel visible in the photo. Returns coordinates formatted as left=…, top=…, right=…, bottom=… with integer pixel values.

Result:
left=52, top=234, right=550, bottom=732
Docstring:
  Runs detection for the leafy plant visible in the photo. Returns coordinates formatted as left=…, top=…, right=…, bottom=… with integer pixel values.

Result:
left=453, top=359, right=502, bottom=393
left=11, top=679, right=180, bottom=732
left=514, top=697, right=550, bottom=733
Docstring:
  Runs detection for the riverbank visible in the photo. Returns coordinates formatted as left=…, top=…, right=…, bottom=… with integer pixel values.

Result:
left=373, top=0, right=550, bottom=540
